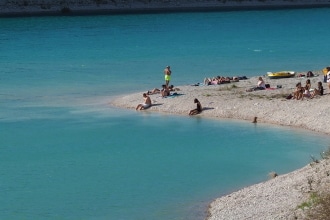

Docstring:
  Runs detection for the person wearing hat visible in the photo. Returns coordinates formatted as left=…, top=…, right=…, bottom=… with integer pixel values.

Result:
left=164, top=66, right=171, bottom=88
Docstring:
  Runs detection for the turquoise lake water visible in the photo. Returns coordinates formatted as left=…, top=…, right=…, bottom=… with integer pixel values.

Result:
left=1, top=8, right=330, bottom=219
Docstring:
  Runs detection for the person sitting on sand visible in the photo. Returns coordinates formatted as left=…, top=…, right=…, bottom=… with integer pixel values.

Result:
left=255, top=76, right=266, bottom=90
left=304, top=79, right=311, bottom=91
left=136, top=93, right=152, bottom=110
left=310, top=81, right=324, bottom=98
left=303, top=85, right=311, bottom=98
left=169, top=85, right=180, bottom=91
left=189, top=98, right=202, bottom=115
left=292, top=82, right=304, bottom=100
left=302, top=79, right=312, bottom=98
left=161, top=84, right=170, bottom=97
left=306, top=71, right=314, bottom=77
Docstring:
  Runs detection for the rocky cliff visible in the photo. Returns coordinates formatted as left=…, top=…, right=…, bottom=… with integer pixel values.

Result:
left=1, top=0, right=330, bottom=17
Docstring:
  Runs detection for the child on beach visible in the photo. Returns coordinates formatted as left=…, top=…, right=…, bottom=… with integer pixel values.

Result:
left=189, top=98, right=202, bottom=115
left=136, top=93, right=152, bottom=110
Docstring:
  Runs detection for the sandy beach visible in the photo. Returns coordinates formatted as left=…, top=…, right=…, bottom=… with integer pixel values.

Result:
left=111, top=71, right=330, bottom=219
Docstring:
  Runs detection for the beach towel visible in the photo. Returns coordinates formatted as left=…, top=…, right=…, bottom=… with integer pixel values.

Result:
left=168, top=93, right=183, bottom=98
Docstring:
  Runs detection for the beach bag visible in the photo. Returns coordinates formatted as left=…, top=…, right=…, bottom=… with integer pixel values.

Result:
left=265, top=84, right=270, bottom=88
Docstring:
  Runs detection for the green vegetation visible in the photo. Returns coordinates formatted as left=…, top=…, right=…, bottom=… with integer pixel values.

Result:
left=297, top=191, right=330, bottom=219
left=296, top=147, right=330, bottom=219
left=306, top=192, right=330, bottom=219
left=297, top=192, right=319, bottom=210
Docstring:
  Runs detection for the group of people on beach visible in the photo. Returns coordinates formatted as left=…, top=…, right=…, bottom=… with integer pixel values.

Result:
left=136, top=65, right=203, bottom=115
left=291, top=79, right=324, bottom=100
left=147, top=84, right=179, bottom=97
left=290, top=67, right=330, bottom=100
left=248, top=70, right=328, bottom=99
left=203, top=75, right=247, bottom=85
left=136, top=65, right=172, bottom=110
left=136, top=66, right=330, bottom=113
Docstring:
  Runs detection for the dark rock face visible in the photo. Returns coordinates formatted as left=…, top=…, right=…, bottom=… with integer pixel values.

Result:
left=1, top=0, right=330, bottom=17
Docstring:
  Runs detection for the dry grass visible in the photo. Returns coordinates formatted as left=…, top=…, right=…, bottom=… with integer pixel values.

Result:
left=268, top=171, right=278, bottom=179
left=305, top=191, right=330, bottom=220
left=297, top=147, right=330, bottom=219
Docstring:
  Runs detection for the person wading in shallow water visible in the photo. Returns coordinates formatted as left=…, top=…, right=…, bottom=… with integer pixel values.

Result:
left=164, top=66, right=171, bottom=88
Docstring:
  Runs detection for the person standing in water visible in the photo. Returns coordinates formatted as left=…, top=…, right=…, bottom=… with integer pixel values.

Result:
left=164, top=66, right=171, bottom=88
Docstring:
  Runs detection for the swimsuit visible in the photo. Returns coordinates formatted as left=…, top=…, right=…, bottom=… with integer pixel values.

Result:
left=165, top=75, right=171, bottom=81
left=142, top=103, right=151, bottom=108
left=196, top=103, right=202, bottom=112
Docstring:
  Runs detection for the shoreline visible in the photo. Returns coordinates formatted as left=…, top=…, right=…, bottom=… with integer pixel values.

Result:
left=1, top=0, right=330, bottom=17
left=112, top=73, right=330, bottom=135
left=111, top=72, right=330, bottom=219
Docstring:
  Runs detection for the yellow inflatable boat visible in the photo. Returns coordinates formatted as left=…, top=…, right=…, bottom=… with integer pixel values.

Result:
left=267, top=71, right=296, bottom=79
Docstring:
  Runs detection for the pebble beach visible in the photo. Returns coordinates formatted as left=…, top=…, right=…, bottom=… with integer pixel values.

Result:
left=111, top=71, right=330, bottom=219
